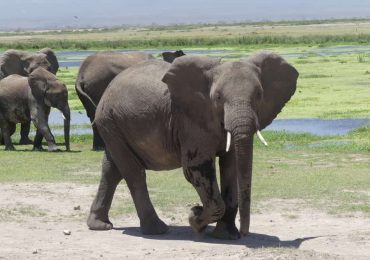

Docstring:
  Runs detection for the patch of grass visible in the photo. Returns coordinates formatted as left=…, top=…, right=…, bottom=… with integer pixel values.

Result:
left=0, top=143, right=102, bottom=183
left=1, top=129, right=369, bottom=216
left=0, top=204, right=47, bottom=220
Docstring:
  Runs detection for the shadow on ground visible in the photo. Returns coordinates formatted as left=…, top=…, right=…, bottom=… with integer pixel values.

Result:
left=115, top=225, right=318, bottom=248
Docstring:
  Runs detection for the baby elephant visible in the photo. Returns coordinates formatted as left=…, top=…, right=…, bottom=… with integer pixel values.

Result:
left=0, top=68, right=70, bottom=151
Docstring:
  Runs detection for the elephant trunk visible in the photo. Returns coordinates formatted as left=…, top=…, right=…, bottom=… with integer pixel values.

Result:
left=61, top=105, right=70, bottom=151
left=225, top=102, right=257, bottom=236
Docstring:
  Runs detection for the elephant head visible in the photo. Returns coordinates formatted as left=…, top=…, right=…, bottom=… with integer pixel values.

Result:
left=38, top=48, right=59, bottom=74
left=28, top=68, right=70, bottom=151
left=162, top=50, right=186, bottom=63
left=0, top=50, right=51, bottom=78
left=162, top=52, right=298, bottom=235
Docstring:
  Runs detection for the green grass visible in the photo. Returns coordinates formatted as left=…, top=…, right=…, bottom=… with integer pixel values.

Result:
left=1, top=128, right=369, bottom=216
left=58, top=50, right=370, bottom=119
left=3, top=34, right=370, bottom=50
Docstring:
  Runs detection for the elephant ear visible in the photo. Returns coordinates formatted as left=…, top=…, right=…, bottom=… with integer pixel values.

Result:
left=248, top=52, right=298, bottom=130
left=39, top=48, right=59, bottom=74
left=28, top=68, right=57, bottom=101
left=162, top=55, right=220, bottom=124
left=0, top=50, right=26, bottom=76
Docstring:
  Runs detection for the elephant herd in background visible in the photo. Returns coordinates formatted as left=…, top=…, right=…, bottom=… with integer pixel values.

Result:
left=0, top=46, right=299, bottom=240
left=0, top=49, right=184, bottom=151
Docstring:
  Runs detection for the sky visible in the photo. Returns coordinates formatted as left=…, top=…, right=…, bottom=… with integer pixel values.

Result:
left=1, top=0, right=370, bottom=31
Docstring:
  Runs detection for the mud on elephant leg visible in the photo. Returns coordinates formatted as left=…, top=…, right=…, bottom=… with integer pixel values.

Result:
left=87, top=151, right=123, bottom=230
left=183, top=159, right=225, bottom=233
left=19, top=121, right=33, bottom=145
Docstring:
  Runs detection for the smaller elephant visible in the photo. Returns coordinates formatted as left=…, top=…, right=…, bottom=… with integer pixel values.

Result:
left=0, top=68, right=70, bottom=151
left=162, top=50, right=185, bottom=63
left=0, top=48, right=59, bottom=144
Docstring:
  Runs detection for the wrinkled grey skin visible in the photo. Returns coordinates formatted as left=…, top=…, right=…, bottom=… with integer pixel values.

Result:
left=75, top=51, right=155, bottom=150
left=162, top=50, right=185, bottom=63
left=87, top=52, right=298, bottom=239
left=0, top=48, right=59, bottom=144
left=0, top=68, right=70, bottom=151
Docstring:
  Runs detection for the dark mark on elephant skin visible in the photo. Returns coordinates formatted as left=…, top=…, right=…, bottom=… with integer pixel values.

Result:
left=186, top=149, right=198, bottom=162
left=188, top=159, right=215, bottom=183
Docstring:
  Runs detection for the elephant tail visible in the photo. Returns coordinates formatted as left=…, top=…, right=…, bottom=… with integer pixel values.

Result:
left=75, top=80, right=97, bottom=120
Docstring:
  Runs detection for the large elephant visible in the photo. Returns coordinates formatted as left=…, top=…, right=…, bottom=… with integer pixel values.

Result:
left=0, top=48, right=59, bottom=144
left=75, top=51, right=155, bottom=150
left=162, top=50, right=185, bottom=63
left=87, top=52, right=298, bottom=239
left=0, top=68, right=70, bottom=151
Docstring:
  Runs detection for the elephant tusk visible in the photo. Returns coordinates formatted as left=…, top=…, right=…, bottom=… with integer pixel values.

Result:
left=61, top=113, right=66, bottom=120
left=226, top=131, right=231, bottom=152
left=256, top=130, right=268, bottom=146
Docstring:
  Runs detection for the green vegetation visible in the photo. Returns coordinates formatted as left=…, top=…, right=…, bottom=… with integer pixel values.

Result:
left=0, top=127, right=369, bottom=216
left=3, top=34, right=370, bottom=50
left=58, top=50, right=370, bottom=119
left=2, top=19, right=370, bottom=51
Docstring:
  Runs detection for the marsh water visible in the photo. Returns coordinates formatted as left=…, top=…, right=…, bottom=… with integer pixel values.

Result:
left=55, top=45, right=370, bottom=67
left=47, top=111, right=369, bottom=136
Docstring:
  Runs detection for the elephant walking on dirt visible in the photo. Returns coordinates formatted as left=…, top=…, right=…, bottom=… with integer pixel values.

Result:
left=0, top=48, right=59, bottom=144
left=87, top=52, right=298, bottom=239
left=0, top=68, right=70, bottom=151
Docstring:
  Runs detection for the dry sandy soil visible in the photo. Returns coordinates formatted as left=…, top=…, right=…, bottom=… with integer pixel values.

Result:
left=0, top=183, right=369, bottom=260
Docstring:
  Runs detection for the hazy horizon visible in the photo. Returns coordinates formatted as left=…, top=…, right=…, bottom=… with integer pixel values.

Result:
left=1, top=0, right=370, bottom=31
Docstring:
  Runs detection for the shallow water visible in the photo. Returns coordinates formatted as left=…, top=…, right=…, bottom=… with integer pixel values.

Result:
left=265, top=118, right=370, bottom=136
left=48, top=112, right=369, bottom=136
left=54, top=45, right=370, bottom=67
left=56, top=49, right=233, bottom=67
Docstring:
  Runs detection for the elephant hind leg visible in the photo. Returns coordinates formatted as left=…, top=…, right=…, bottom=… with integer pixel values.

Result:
left=19, top=121, right=33, bottom=145
left=1, top=121, right=15, bottom=150
left=87, top=151, right=122, bottom=230
left=92, top=124, right=105, bottom=151
left=96, top=123, right=168, bottom=235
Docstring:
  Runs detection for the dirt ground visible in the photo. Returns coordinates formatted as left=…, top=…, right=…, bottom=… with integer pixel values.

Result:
left=0, top=183, right=369, bottom=260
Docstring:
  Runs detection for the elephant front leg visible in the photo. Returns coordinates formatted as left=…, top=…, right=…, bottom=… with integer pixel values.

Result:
left=31, top=108, right=58, bottom=151
left=183, top=158, right=225, bottom=233
left=212, top=151, right=240, bottom=240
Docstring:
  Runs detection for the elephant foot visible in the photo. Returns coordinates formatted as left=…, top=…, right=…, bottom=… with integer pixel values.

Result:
left=188, top=205, right=208, bottom=233
left=140, top=216, right=168, bottom=235
left=48, top=144, right=60, bottom=152
left=33, top=146, right=45, bottom=151
left=19, top=138, right=33, bottom=145
left=92, top=146, right=105, bottom=151
left=212, top=221, right=241, bottom=240
left=5, top=145, right=15, bottom=151
left=87, top=213, right=113, bottom=230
